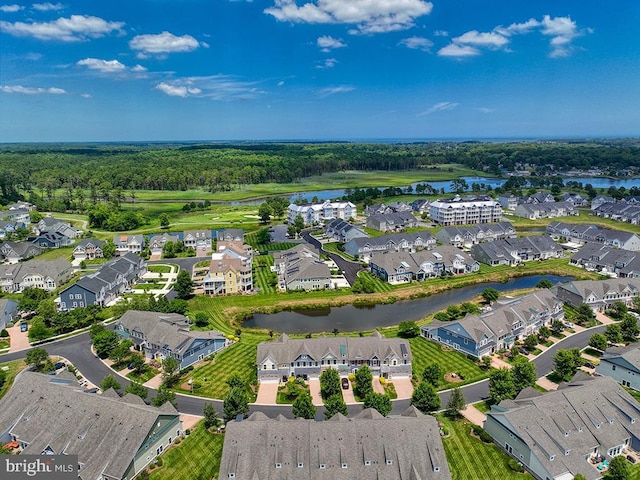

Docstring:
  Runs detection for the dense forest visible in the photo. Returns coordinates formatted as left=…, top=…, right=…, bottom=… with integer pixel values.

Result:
left=1, top=140, right=639, bottom=199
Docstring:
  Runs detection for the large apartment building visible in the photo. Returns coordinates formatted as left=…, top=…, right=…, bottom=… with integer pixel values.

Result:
left=429, top=195, right=502, bottom=226
left=287, top=200, right=356, bottom=226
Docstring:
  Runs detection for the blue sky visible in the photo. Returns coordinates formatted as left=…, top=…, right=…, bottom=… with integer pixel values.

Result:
left=0, top=0, right=638, bottom=142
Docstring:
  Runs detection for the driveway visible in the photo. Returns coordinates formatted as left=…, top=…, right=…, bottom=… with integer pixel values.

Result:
left=255, top=381, right=279, bottom=405
left=392, top=376, right=414, bottom=400
left=308, top=378, right=323, bottom=406
left=341, top=380, right=357, bottom=404
left=460, top=404, right=486, bottom=427
left=301, top=230, right=362, bottom=286
left=7, top=323, right=30, bottom=353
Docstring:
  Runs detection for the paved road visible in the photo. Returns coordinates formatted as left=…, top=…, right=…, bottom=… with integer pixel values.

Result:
left=301, top=230, right=362, bottom=285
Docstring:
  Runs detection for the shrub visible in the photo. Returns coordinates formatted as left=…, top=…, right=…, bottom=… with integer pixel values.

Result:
left=148, top=464, right=156, bottom=470
left=185, top=429, right=191, bottom=435
left=507, top=459, right=525, bottom=473
left=379, top=377, right=386, bottom=385
left=0, top=329, right=8, bottom=338
left=471, top=425, right=493, bottom=443
left=155, top=457, right=163, bottom=467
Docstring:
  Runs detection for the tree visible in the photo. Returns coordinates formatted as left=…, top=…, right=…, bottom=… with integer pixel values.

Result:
left=588, top=333, right=608, bottom=351
left=553, top=348, right=582, bottom=382
left=576, top=304, right=596, bottom=325
left=194, top=312, right=209, bottom=328
left=159, top=213, right=170, bottom=229
left=203, top=403, right=222, bottom=430
left=102, top=239, right=116, bottom=259
left=573, top=475, right=587, bottom=480
left=92, top=329, right=120, bottom=358
left=223, top=386, right=249, bottom=422
left=27, top=317, right=53, bottom=342
left=100, top=374, right=122, bottom=393
left=226, top=374, right=247, bottom=390
left=255, top=227, right=270, bottom=245
left=353, top=365, right=373, bottom=400
left=524, top=334, right=539, bottom=350
left=481, top=288, right=500, bottom=304
left=258, top=202, right=272, bottom=224
left=292, top=392, right=316, bottom=419
left=174, top=269, right=194, bottom=299
left=606, top=455, right=631, bottom=480
left=536, top=279, right=553, bottom=289
left=129, top=353, right=146, bottom=374
left=323, top=394, right=348, bottom=419
left=162, top=356, right=180, bottom=387
left=422, top=363, right=442, bottom=387
left=109, top=339, right=133, bottom=366
left=398, top=321, right=420, bottom=338
left=152, top=387, right=177, bottom=408
left=609, top=301, right=628, bottom=319
left=410, top=382, right=441, bottom=413
left=605, top=324, right=624, bottom=344
left=538, top=326, right=552, bottom=342
left=446, top=386, right=466, bottom=418
left=37, top=298, right=57, bottom=321
left=124, top=382, right=148, bottom=401
left=363, top=392, right=392, bottom=417
left=320, top=368, right=341, bottom=400
left=488, top=368, right=516, bottom=404
left=550, top=320, right=565, bottom=336
left=620, top=314, right=640, bottom=342
left=511, top=356, right=537, bottom=392
left=26, top=347, right=49, bottom=371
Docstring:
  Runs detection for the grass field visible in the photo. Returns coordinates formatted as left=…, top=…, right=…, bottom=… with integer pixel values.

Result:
left=148, top=265, right=173, bottom=273
left=148, top=422, right=224, bottom=480
left=0, top=360, right=26, bottom=400
left=441, top=416, right=534, bottom=480
left=253, top=255, right=276, bottom=294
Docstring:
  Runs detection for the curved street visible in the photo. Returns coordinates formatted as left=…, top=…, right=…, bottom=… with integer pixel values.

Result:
left=301, top=230, right=362, bottom=285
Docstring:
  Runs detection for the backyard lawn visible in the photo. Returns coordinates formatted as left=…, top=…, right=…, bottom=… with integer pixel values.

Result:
left=253, top=255, right=276, bottom=294
left=148, top=422, right=224, bottom=480
left=0, top=360, right=26, bottom=400
left=441, top=416, right=534, bottom=480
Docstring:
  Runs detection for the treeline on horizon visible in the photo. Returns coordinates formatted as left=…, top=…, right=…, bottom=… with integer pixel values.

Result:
left=1, top=140, right=639, bottom=198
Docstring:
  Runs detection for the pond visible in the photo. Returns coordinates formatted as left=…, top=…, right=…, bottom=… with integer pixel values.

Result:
left=244, top=274, right=574, bottom=334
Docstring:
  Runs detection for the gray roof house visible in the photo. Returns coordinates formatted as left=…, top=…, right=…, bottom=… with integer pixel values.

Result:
left=498, top=194, right=518, bottom=211
left=216, top=228, right=244, bottom=242
left=470, top=235, right=563, bottom=266
left=366, top=212, right=418, bottom=232
left=569, top=243, right=640, bottom=278
left=554, top=278, right=640, bottom=311
left=115, top=310, right=228, bottom=369
left=36, top=216, right=81, bottom=239
left=113, top=234, right=145, bottom=255
left=324, top=218, right=368, bottom=243
left=593, top=202, right=640, bottom=225
left=484, top=375, right=640, bottom=480
left=0, top=371, right=182, bottom=480
left=520, top=192, right=555, bottom=204
left=547, top=221, right=640, bottom=251
left=219, top=407, right=451, bottom=480
left=596, top=343, right=640, bottom=391
left=436, top=222, right=516, bottom=248
left=0, top=298, right=18, bottom=330
left=73, top=238, right=105, bottom=261
left=257, top=331, right=412, bottom=382
left=563, top=193, right=589, bottom=206
left=344, top=231, right=436, bottom=261
left=0, top=241, right=43, bottom=264
left=369, top=246, right=479, bottom=284
left=148, top=233, right=180, bottom=256
left=591, top=195, right=616, bottom=210
left=273, top=244, right=331, bottom=291
left=514, top=201, right=577, bottom=220
left=183, top=229, right=212, bottom=256
left=0, top=258, right=73, bottom=293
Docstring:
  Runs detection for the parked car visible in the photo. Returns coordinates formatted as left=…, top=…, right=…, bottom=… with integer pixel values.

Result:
left=627, top=455, right=637, bottom=464
left=341, top=377, right=350, bottom=390
left=19, top=322, right=28, bottom=332
left=563, top=321, right=575, bottom=328
left=54, top=362, right=66, bottom=370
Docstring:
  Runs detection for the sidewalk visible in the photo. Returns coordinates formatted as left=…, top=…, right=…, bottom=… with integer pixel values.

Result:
left=536, top=376, right=558, bottom=391
left=460, top=404, right=487, bottom=427
left=595, top=311, right=615, bottom=325
left=490, top=355, right=512, bottom=369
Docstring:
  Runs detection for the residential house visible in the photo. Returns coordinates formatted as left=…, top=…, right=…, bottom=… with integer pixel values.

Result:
left=324, top=218, right=368, bottom=243
left=0, top=298, right=18, bottom=330
left=563, top=193, right=589, bottom=207
left=6, top=201, right=35, bottom=211
left=569, top=243, right=640, bottom=278
left=591, top=195, right=616, bottom=210
left=148, top=233, right=180, bottom=257
left=0, top=371, right=182, bottom=480
left=203, top=241, right=253, bottom=295
left=514, top=201, right=577, bottom=220
left=287, top=200, right=356, bottom=226
left=554, top=278, right=640, bottom=311
left=115, top=310, right=228, bottom=369
left=216, top=228, right=244, bottom=242
left=521, top=192, right=555, bottom=204
left=497, top=194, right=518, bottom=211
left=272, top=244, right=331, bottom=291
left=429, top=195, right=503, bottom=226
left=421, top=290, right=563, bottom=358
left=59, top=253, right=146, bottom=310
left=35, top=216, right=80, bottom=239
left=72, top=238, right=105, bottom=261
left=256, top=330, right=411, bottom=382
left=365, top=212, right=418, bottom=232
left=364, top=202, right=412, bottom=216
left=369, top=246, right=479, bottom=284
left=30, top=231, right=73, bottom=248
left=0, top=258, right=73, bottom=293
left=593, top=202, right=640, bottom=225
left=410, top=198, right=431, bottom=214
left=0, top=241, right=42, bottom=263
left=547, top=221, right=640, bottom=251
left=436, top=222, right=516, bottom=249
left=113, top=234, right=145, bottom=255
left=219, top=407, right=451, bottom=480
left=344, top=231, right=436, bottom=261
left=0, top=208, right=30, bottom=224
left=484, top=375, right=640, bottom=480
left=596, top=343, right=640, bottom=391
left=183, top=229, right=212, bottom=256
left=0, top=220, right=27, bottom=240
left=470, top=235, right=563, bottom=266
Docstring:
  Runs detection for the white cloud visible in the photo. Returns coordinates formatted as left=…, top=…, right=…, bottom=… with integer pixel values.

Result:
left=478, top=107, right=494, bottom=113
left=317, top=85, right=354, bottom=97
left=0, top=15, right=124, bottom=42
left=453, top=30, right=508, bottom=49
left=0, top=4, right=23, bottom=12
left=129, top=31, right=203, bottom=58
left=155, top=82, right=201, bottom=98
left=540, top=15, right=582, bottom=58
left=155, top=75, right=264, bottom=101
left=0, top=84, right=67, bottom=94
left=277, top=81, right=285, bottom=86
left=417, top=101, right=459, bottom=116
left=437, top=43, right=479, bottom=57
left=316, top=57, right=337, bottom=69
left=132, top=64, right=147, bottom=72
left=433, top=29, right=448, bottom=37
left=77, top=58, right=126, bottom=73
left=32, top=2, right=64, bottom=11
left=317, top=35, right=346, bottom=52
left=265, top=0, right=433, bottom=34
left=398, top=36, right=433, bottom=52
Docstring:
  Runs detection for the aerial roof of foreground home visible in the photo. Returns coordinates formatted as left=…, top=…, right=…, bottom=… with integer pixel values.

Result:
left=219, top=406, right=450, bottom=480
left=557, top=278, right=640, bottom=300
left=0, top=371, right=179, bottom=480
left=599, top=343, right=640, bottom=373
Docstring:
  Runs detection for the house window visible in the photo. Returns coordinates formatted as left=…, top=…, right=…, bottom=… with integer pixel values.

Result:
left=613, top=365, right=616, bottom=371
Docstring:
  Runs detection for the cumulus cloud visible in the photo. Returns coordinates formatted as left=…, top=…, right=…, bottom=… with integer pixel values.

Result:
left=0, top=84, right=67, bottom=94
left=438, top=15, right=590, bottom=58
left=317, top=35, right=346, bottom=52
left=77, top=58, right=126, bottom=73
left=0, top=15, right=124, bottom=41
left=155, top=75, right=264, bottom=101
left=0, top=4, right=23, bottom=12
left=398, top=36, right=433, bottom=52
left=129, top=31, right=203, bottom=58
left=316, top=57, right=337, bottom=69
left=265, top=0, right=433, bottom=34
left=417, top=101, right=459, bottom=116
left=32, top=2, right=64, bottom=11
left=433, top=29, right=448, bottom=37
left=317, top=85, right=354, bottom=97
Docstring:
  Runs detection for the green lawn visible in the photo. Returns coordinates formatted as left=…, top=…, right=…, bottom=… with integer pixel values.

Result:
left=0, top=360, right=26, bottom=400
left=148, top=265, right=173, bottom=273
left=442, top=416, right=534, bottom=480
left=253, top=255, right=276, bottom=294
left=126, top=366, right=160, bottom=383
left=149, top=422, right=224, bottom=480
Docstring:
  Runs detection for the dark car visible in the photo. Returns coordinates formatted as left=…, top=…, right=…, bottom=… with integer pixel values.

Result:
left=627, top=455, right=637, bottom=464
left=54, top=362, right=66, bottom=370
left=20, top=322, right=28, bottom=332
left=341, top=378, right=350, bottom=390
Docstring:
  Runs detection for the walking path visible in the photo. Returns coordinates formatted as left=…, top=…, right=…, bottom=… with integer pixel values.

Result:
left=490, top=356, right=512, bottom=369
left=460, top=404, right=486, bottom=427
